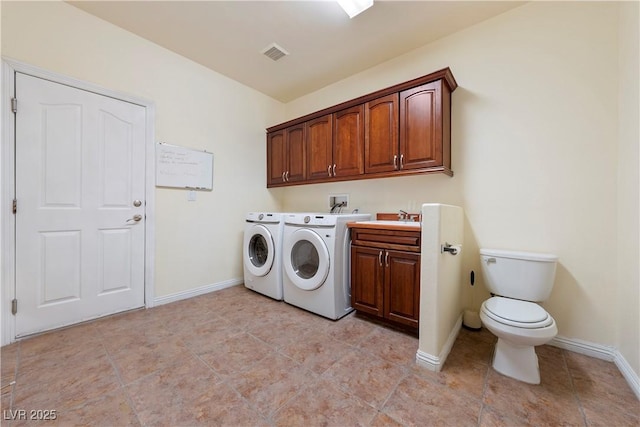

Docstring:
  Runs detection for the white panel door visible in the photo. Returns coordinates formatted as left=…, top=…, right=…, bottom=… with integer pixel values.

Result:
left=15, top=72, right=146, bottom=337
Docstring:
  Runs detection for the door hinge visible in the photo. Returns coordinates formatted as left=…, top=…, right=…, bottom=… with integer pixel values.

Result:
left=11, top=97, right=17, bottom=114
left=11, top=299, right=17, bottom=315
left=12, top=199, right=17, bottom=214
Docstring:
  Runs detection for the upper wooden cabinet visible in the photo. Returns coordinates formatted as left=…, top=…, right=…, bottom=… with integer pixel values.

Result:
left=365, top=93, right=399, bottom=174
left=267, top=130, right=286, bottom=185
left=306, top=115, right=333, bottom=181
left=333, top=105, right=364, bottom=178
left=266, top=67, right=456, bottom=187
left=266, top=124, right=305, bottom=186
left=399, top=81, right=446, bottom=171
left=306, top=107, right=365, bottom=181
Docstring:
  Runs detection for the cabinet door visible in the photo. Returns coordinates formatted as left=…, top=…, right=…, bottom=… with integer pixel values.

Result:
left=384, top=250, right=420, bottom=328
left=306, top=115, right=333, bottom=180
left=351, top=246, right=384, bottom=317
left=399, top=81, right=443, bottom=170
left=365, top=94, right=399, bottom=174
left=286, top=124, right=306, bottom=182
left=266, top=129, right=286, bottom=185
left=333, top=105, right=364, bottom=177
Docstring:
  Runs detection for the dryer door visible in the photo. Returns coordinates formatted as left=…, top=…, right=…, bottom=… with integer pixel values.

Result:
left=284, top=228, right=330, bottom=291
left=244, top=224, right=275, bottom=277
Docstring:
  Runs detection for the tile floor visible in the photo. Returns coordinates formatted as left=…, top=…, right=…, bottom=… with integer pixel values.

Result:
left=1, top=285, right=638, bottom=426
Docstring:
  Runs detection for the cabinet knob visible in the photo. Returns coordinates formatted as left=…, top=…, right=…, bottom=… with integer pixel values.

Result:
left=332, top=164, right=336, bottom=176
left=378, top=250, right=383, bottom=266
left=400, top=154, right=404, bottom=169
left=393, top=155, right=398, bottom=170
left=327, top=165, right=332, bottom=177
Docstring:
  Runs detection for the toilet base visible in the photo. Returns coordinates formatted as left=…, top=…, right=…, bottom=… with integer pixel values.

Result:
left=492, top=338, right=541, bottom=384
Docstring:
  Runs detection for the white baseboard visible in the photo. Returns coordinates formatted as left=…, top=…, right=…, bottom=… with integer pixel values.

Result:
left=416, top=314, right=463, bottom=372
left=613, top=349, right=640, bottom=401
left=551, top=336, right=639, bottom=400
left=153, top=278, right=243, bottom=307
left=550, top=336, right=615, bottom=361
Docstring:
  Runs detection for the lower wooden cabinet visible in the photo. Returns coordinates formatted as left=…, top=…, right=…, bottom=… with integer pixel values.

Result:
left=350, top=228, right=421, bottom=329
left=384, top=250, right=421, bottom=328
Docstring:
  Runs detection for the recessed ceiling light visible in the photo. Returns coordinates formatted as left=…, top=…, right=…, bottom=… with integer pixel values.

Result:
left=337, top=0, right=374, bottom=18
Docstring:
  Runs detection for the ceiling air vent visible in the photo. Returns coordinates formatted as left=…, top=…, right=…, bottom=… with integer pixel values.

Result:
left=261, top=43, right=289, bottom=61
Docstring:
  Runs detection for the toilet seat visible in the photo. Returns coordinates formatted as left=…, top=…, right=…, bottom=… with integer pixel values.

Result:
left=482, top=297, right=553, bottom=329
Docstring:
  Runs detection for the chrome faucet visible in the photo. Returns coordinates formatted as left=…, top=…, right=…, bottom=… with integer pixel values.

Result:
left=398, top=210, right=408, bottom=220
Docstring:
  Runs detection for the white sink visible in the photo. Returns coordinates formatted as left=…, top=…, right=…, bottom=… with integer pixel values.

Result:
left=354, top=220, right=421, bottom=227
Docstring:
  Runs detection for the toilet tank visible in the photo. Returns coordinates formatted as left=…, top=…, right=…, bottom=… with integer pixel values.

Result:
left=479, top=249, right=558, bottom=302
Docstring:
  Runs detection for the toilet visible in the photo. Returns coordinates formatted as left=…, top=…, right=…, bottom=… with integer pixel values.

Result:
left=479, top=248, right=558, bottom=384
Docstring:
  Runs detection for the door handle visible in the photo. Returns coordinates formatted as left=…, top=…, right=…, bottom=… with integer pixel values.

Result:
left=332, top=164, right=336, bottom=176
left=126, top=214, right=143, bottom=223
left=378, top=250, right=383, bottom=267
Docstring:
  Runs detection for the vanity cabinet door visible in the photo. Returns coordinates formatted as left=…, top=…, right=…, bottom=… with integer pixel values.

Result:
left=384, top=250, right=421, bottom=328
left=351, top=245, right=384, bottom=317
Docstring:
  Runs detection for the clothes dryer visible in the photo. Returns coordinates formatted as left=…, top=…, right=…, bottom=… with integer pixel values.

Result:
left=282, top=212, right=371, bottom=319
left=243, top=212, right=285, bottom=300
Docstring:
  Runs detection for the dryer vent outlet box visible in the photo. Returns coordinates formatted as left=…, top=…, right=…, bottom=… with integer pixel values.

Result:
left=329, top=194, right=349, bottom=209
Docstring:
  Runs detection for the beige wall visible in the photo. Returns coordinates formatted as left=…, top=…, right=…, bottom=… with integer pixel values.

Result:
left=280, top=1, right=630, bottom=357
left=1, top=1, right=285, bottom=298
left=616, top=1, right=640, bottom=376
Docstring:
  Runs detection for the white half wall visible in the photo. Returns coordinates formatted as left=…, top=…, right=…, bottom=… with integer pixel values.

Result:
left=418, top=203, right=464, bottom=368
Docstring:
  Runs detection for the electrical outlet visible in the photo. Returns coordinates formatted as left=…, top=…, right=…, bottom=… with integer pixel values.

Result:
left=329, top=194, right=349, bottom=210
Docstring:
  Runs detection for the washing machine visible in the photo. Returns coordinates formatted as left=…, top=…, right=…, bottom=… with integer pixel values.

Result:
left=243, top=212, right=285, bottom=300
left=282, top=212, right=371, bottom=319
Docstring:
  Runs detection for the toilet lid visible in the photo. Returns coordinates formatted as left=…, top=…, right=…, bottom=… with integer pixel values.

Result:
left=482, top=297, right=554, bottom=329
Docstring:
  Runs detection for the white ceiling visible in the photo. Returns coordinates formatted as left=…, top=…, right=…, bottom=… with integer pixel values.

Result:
left=68, top=1, right=524, bottom=102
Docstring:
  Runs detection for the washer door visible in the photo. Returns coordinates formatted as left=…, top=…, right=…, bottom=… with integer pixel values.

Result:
left=244, top=224, right=275, bottom=277
left=284, top=228, right=330, bottom=291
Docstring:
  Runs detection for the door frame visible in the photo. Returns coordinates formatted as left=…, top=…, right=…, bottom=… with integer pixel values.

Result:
left=1, top=58, right=156, bottom=345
